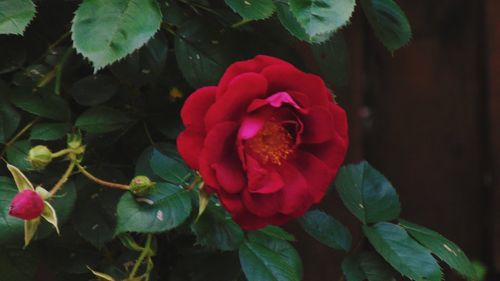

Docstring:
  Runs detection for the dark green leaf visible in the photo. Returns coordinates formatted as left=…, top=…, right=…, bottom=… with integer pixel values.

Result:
left=335, top=161, right=401, bottom=224
left=311, top=32, right=350, bottom=87
left=363, top=222, right=442, bottom=281
left=360, top=0, right=411, bottom=52
left=6, top=140, right=32, bottom=171
left=358, top=252, right=396, bottom=281
left=0, top=0, right=36, bottom=35
left=0, top=247, right=39, bottom=280
left=275, top=2, right=332, bottom=43
left=191, top=203, right=244, bottom=251
left=258, top=225, right=296, bottom=241
left=0, top=177, right=24, bottom=244
left=75, top=106, right=132, bottom=134
left=0, top=89, right=21, bottom=144
left=225, top=0, right=276, bottom=20
left=400, top=220, right=477, bottom=280
left=110, top=34, right=168, bottom=86
left=69, top=74, right=119, bottom=106
left=239, top=232, right=302, bottom=281
left=30, top=122, right=71, bottom=141
left=9, top=90, right=71, bottom=121
left=299, top=210, right=351, bottom=251
left=289, top=0, right=355, bottom=38
left=342, top=255, right=366, bottom=281
left=115, top=183, right=192, bottom=234
left=0, top=39, right=26, bottom=74
left=174, top=19, right=234, bottom=88
left=71, top=0, right=162, bottom=70
left=150, top=148, right=192, bottom=185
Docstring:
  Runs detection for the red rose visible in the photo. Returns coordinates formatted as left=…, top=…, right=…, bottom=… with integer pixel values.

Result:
left=177, top=55, right=348, bottom=230
left=9, top=190, right=45, bottom=220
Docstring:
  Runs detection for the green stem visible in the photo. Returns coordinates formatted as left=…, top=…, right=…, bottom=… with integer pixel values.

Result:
left=129, top=234, right=153, bottom=279
left=231, top=19, right=252, bottom=28
left=49, top=160, right=76, bottom=196
left=0, top=117, right=41, bottom=159
left=51, top=148, right=74, bottom=158
left=76, top=163, right=130, bottom=190
left=54, top=48, right=73, bottom=95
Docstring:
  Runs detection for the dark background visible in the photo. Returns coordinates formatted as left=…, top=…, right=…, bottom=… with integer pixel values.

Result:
left=293, top=0, right=500, bottom=280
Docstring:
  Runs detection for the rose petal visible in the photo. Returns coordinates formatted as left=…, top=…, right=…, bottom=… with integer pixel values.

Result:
left=238, top=116, right=265, bottom=140
left=176, top=128, right=205, bottom=169
left=217, top=55, right=291, bottom=97
left=301, top=139, right=348, bottom=174
left=277, top=163, right=312, bottom=215
left=218, top=194, right=271, bottom=230
left=300, top=105, right=335, bottom=144
left=181, top=86, right=216, bottom=131
left=291, top=150, right=334, bottom=203
left=246, top=156, right=284, bottom=194
left=205, top=73, right=268, bottom=130
left=261, top=64, right=332, bottom=105
left=242, top=189, right=281, bottom=217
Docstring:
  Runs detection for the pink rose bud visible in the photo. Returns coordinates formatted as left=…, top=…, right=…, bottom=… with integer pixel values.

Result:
left=9, top=190, right=45, bottom=220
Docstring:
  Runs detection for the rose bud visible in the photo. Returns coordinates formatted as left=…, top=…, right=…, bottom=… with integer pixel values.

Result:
left=129, top=176, right=155, bottom=196
left=177, top=55, right=349, bottom=230
left=9, top=190, right=45, bottom=220
left=28, top=145, right=53, bottom=169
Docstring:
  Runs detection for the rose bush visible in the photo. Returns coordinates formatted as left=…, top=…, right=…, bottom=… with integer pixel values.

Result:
left=178, top=55, right=349, bottom=229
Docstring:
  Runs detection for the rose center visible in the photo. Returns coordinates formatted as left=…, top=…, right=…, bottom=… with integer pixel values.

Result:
left=247, top=122, right=293, bottom=165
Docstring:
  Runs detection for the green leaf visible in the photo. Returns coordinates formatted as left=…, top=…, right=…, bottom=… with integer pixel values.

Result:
left=71, top=0, right=162, bottom=70
left=335, top=161, right=401, bottom=224
left=75, top=106, right=132, bottom=134
left=174, top=19, right=234, bottom=88
left=358, top=252, right=396, bottom=281
left=311, top=32, right=350, bottom=87
left=0, top=88, right=20, bottom=144
left=9, top=90, right=71, bottom=121
left=0, top=177, right=24, bottom=245
left=30, top=122, right=71, bottom=141
left=191, top=203, right=244, bottom=251
left=342, top=255, right=366, bottom=281
left=115, top=182, right=192, bottom=234
left=239, top=232, right=302, bottom=281
left=69, top=74, right=119, bottom=106
left=110, top=34, right=168, bottom=86
left=299, top=210, right=351, bottom=251
left=289, top=0, right=355, bottom=38
left=275, top=2, right=332, bottom=43
left=258, top=225, right=296, bottom=241
left=0, top=247, right=39, bottom=280
left=224, top=0, right=276, bottom=20
left=150, top=148, right=192, bottom=185
left=400, top=220, right=477, bottom=280
left=360, top=0, right=411, bottom=52
left=6, top=140, right=32, bottom=171
left=0, top=0, right=36, bottom=35
left=362, top=222, right=442, bottom=281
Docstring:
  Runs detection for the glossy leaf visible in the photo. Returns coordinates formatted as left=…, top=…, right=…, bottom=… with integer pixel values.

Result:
left=289, top=0, right=355, bottom=38
left=71, top=0, right=162, bottom=70
left=342, top=255, right=366, bottom=281
left=0, top=0, right=36, bottom=35
left=115, top=183, right=192, bottom=234
left=9, top=90, right=71, bottom=121
left=75, top=106, right=132, bottom=134
left=400, top=220, right=477, bottom=280
left=275, top=2, right=331, bottom=43
left=150, top=148, right=192, bottom=185
left=225, top=0, right=276, bottom=20
left=299, top=210, right=351, bottom=251
left=0, top=177, right=24, bottom=244
left=0, top=90, right=21, bottom=144
left=6, top=140, right=32, bottom=171
left=239, top=233, right=302, bottom=281
left=258, top=225, right=296, bottom=241
left=360, top=0, right=411, bottom=52
left=358, top=252, right=396, bottom=281
left=363, top=222, right=442, bottom=281
left=191, top=203, right=244, bottom=251
left=69, top=74, right=119, bottom=106
left=335, top=161, right=401, bottom=224
left=30, top=122, right=71, bottom=141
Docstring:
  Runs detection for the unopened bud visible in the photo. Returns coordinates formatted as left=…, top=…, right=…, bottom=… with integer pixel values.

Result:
left=129, top=176, right=155, bottom=196
left=28, top=145, right=53, bottom=169
left=9, top=190, right=45, bottom=220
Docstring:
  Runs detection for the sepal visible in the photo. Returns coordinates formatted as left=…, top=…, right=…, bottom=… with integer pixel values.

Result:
left=7, top=164, right=34, bottom=191
left=41, top=201, right=59, bottom=235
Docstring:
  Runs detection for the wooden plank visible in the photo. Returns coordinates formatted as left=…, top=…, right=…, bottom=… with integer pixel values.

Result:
left=485, top=0, right=500, bottom=272
left=363, top=1, right=484, bottom=279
